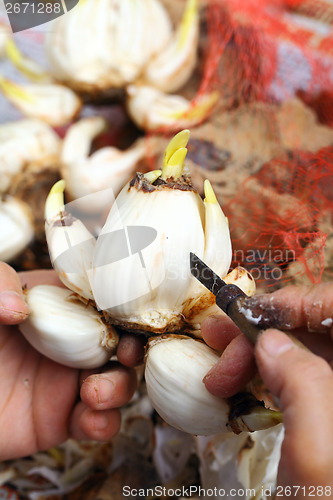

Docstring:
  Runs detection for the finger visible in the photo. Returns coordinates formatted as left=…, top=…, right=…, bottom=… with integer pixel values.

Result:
left=116, top=332, right=146, bottom=367
left=0, top=262, right=29, bottom=324
left=70, top=401, right=121, bottom=441
left=201, top=314, right=242, bottom=351
left=288, top=329, right=333, bottom=363
left=243, top=283, right=333, bottom=333
left=203, top=334, right=256, bottom=398
left=255, top=329, right=333, bottom=487
left=19, top=269, right=63, bottom=289
left=80, top=365, right=137, bottom=410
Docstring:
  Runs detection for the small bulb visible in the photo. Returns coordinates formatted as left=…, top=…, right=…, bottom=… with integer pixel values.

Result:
left=19, top=285, right=118, bottom=369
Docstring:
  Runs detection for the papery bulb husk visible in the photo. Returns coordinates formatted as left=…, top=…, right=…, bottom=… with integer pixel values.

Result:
left=237, top=424, right=284, bottom=496
left=45, top=0, right=172, bottom=93
left=8, top=164, right=60, bottom=241
left=195, top=424, right=284, bottom=499
left=19, top=285, right=118, bottom=369
left=0, top=119, right=61, bottom=195
left=144, top=335, right=282, bottom=436
left=0, top=196, right=34, bottom=262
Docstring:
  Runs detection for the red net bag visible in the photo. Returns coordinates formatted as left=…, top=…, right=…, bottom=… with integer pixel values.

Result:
left=199, top=0, right=333, bottom=103
left=188, top=0, right=333, bottom=289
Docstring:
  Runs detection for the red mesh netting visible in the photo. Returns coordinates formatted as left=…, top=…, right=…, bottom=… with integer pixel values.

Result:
left=199, top=0, right=333, bottom=104
left=189, top=0, right=333, bottom=289
left=225, top=149, right=332, bottom=287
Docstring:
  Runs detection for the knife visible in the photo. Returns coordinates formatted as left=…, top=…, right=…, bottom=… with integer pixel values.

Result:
left=189, top=252, right=265, bottom=344
left=189, top=252, right=310, bottom=352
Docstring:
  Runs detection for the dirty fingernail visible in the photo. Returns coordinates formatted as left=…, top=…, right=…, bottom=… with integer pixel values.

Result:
left=96, top=377, right=115, bottom=404
left=0, top=291, right=29, bottom=317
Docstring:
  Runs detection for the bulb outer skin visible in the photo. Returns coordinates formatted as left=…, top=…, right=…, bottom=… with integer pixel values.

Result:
left=19, top=285, right=118, bottom=369
left=145, top=335, right=230, bottom=435
left=144, top=335, right=281, bottom=436
left=90, top=172, right=233, bottom=335
left=45, top=0, right=172, bottom=92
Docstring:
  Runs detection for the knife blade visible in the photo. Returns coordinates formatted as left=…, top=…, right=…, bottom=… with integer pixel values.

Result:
left=190, top=252, right=262, bottom=344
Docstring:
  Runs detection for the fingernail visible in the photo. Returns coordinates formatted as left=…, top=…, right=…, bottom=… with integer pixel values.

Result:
left=203, top=371, right=212, bottom=384
left=95, top=377, right=115, bottom=404
left=207, top=314, right=225, bottom=322
left=93, top=412, right=109, bottom=431
left=202, top=363, right=217, bottom=383
left=202, top=315, right=225, bottom=329
left=0, top=291, right=29, bottom=318
left=259, top=330, right=294, bottom=357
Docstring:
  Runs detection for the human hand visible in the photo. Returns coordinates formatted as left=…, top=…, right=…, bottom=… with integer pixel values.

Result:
left=201, top=283, right=333, bottom=493
left=0, top=262, right=146, bottom=461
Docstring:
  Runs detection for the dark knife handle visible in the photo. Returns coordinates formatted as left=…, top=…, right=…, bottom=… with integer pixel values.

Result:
left=215, top=284, right=262, bottom=344
left=214, top=285, right=309, bottom=350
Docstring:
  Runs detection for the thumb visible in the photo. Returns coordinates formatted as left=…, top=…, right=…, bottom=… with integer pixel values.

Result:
left=0, top=262, right=29, bottom=324
left=255, top=329, right=333, bottom=488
